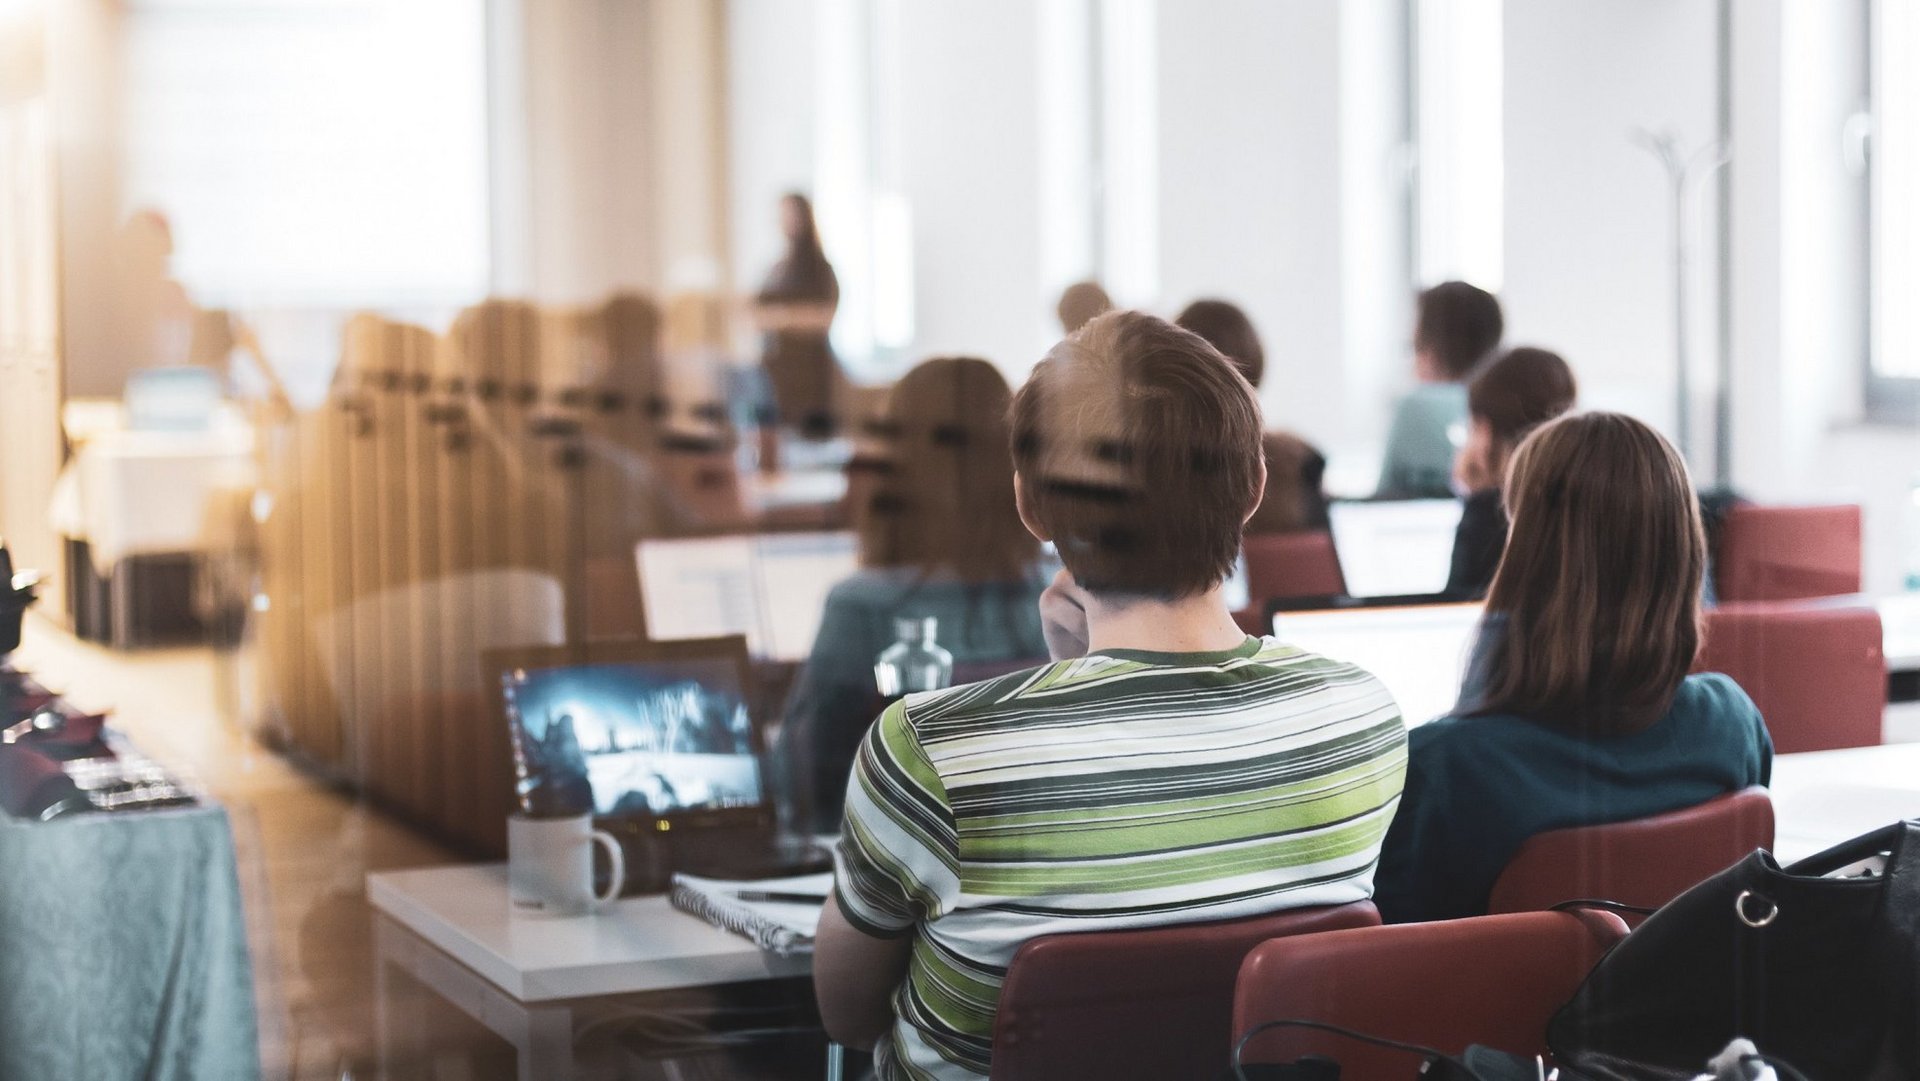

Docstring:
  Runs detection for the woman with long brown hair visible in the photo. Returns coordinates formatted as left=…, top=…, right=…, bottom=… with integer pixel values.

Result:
left=1372, top=412, right=1772, bottom=923
left=780, top=356, right=1048, bottom=832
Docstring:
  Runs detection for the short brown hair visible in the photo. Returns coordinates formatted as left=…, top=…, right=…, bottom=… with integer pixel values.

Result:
left=1175, top=298, right=1265, bottom=388
left=1468, top=412, right=1705, bottom=735
left=1415, top=281, right=1504, bottom=380
left=1056, top=280, right=1113, bottom=334
left=1468, top=346, right=1577, bottom=470
left=1010, top=310, right=1264, bottom=599
left=858, top=357, right=1037, bottom=583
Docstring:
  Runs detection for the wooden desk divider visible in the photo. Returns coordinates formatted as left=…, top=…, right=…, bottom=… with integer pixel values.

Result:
left=253, top=293, right=778, bottom=857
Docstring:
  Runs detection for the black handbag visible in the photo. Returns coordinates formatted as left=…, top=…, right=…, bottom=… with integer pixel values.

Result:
left=1547, top=821, right=1920, bottom=1080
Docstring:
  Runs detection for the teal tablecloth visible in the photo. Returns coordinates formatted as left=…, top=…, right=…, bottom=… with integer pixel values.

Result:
left=0, top=804, right=260, bottom=1081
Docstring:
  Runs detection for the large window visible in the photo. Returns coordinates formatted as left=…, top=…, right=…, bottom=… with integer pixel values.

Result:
left=121, top=0, right=490, bottom=310
left=1869, top=0, right=1920, bottom=416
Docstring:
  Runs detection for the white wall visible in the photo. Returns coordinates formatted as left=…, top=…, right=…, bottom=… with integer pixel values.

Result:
left=893, top=1, right=1043, bottom=370
left=1730, top=0, right=1919, bottom=593
left=726, top=0, right=1409, bottom=442
left=726, top=0, right=816, bottom=306
left=1153, top=0, right=1348, bottom=444
left=1500, top=0, right=1721, bottom=449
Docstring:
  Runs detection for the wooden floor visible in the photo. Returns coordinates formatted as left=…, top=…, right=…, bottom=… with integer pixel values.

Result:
left=12, top=615, right=516, bottom=1081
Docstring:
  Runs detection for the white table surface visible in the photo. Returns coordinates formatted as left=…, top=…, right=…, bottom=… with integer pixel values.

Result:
left=1878, top=594, right=1920, bottom=672
left=1768, top=741, right=1920, bottom=862
left=51, top=421, right=255, bottom=573
left=367, top=863, right=811, bottom=1003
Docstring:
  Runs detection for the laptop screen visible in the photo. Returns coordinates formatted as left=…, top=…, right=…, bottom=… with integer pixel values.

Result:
left=500, top=655, right=764, bottom=819
left=1272, top=603, right=1483, bottom=727
left=1326, top=499, right=1465, bottom=599
left=636, top=532, right=858, bottom=661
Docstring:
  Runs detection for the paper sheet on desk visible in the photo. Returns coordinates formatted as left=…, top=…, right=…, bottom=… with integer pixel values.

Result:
left=669, top=872, right=831, bottom=956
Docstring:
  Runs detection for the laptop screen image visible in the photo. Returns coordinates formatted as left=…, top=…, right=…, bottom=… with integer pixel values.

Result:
left=501, top=656, right=764, bottom=820
left=1326, top=499, right=1466, bottom=599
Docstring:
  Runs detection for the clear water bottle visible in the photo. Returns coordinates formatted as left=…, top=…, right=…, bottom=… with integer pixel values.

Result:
left=874, top=617, right=953, bottom=697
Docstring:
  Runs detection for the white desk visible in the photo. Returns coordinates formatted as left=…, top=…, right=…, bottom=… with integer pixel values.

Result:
left=368, top=863, right=810, bottom=1079
left=1768, top=742, right=1920, bottom=863
left=1878, top=595, right=1920, bottom=673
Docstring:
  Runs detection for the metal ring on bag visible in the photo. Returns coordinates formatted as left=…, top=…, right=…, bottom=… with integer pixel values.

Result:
left=1735, top=889, right=1778, bottom=928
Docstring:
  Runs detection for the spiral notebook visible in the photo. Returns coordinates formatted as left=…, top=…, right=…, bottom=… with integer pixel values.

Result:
left=669, top=872, right=832, bottom=956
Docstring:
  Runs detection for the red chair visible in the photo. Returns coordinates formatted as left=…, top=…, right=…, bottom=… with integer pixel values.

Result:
left=1232, top=910, right=1629, bottom=1077
left=1716, top=504, right=1862, bottom=602
left=990, top=901, right=1379, bottom=1081
left=1696, top=602, right=1885, bottom=753
left=1242, top=532, right=1345, bottom=610
left=1486, top=787, right=1774, bottom=917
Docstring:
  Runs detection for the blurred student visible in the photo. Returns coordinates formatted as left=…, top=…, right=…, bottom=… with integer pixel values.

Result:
left=812, top=312, right=1408, bottom=1079
left=1176, top=297, right=1329, bottom=533
left=1443, top=347, right=1578, bottom=599
left=779, top=357, right=1048, bottom=834
left=1374, top=413, right=1772, bottom=924
left=752, top=193, right=841, bottom=444
left=1055, top=279, right=1112, bottom=334
left=1378, top=281, right=1504, bottom=499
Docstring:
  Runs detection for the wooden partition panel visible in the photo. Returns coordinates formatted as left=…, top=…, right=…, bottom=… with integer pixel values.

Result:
left=254, top=293, right=765, bottom=856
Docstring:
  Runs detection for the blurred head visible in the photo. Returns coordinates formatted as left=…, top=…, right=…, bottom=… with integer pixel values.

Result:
left=1470, top=412, right=1705, bottom=736
left=1414, top=281, right=1504, bottom=382
left=1056, top=280, right=1113, bottom=334
left=1010, top=310, right=1264, bottom=601
left=857, top=357, right=1037, bottom=583
left=1175, top=298, right=1265, bottom=388
left=780, top=192, right=820, bottom=252
left=1456, top=346, right=1578, bottom=494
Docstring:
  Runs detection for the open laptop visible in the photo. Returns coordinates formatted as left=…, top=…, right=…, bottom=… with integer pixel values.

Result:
left=1324, top=498, right=1466, bottom=603
left=490, top=637, right=829, bottom=894
left=635, top=531, right=859, bottom=661
left=1271, top=602, right=1484, bottom=728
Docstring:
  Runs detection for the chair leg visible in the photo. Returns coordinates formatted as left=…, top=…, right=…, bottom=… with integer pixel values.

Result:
left=825, top=1040, right=845, bottom=1081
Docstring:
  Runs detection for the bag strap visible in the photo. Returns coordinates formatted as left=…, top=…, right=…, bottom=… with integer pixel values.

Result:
left=1232, top=1020, right=1488, bottom=1080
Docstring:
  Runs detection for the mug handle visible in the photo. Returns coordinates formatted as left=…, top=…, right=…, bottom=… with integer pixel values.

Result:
left=591, top=830, right=626, bottom=906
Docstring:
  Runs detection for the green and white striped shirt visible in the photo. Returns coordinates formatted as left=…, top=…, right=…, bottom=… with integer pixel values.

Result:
left=832, top=635, right=1408, bottom=1080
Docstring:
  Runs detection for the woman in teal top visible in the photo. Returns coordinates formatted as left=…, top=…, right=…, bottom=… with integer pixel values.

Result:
left=1374, top=412, right=1773, bottom=924
left=779, top=357, right=1047, bottom=833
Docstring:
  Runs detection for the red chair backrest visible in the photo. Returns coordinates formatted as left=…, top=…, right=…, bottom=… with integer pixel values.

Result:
left=990, top=901, right=1379, bottom=1081
left=1696, top=602, right=1885, bottom=754
left=1487, top=787, right=1774, bottom=916
left=1242, top=532, right=1345, bottom=611
left=1232, top=910, right=1629, bottom=1077
left=1716, top=504, right=1862, bottom=602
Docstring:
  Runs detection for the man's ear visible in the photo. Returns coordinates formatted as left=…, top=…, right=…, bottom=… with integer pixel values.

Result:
left=1241, top=453, right=1268, bottom=526
left=1013, top=471, right=1051, bottom=542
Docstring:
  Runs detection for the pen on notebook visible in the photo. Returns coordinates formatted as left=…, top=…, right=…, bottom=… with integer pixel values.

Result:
left=730, top=890, right=829, bottom=904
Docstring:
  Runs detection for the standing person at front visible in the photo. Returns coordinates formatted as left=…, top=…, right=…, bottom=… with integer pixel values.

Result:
left=1373, top=413, right=1773, bottom=924
left=811, top=311, right=1410, bottom=1080
left=752, top=193, right=841, bottom=452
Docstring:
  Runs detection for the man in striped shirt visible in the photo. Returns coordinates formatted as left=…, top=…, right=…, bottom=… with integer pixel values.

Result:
left=813, top=311, right=1408, bottom=1080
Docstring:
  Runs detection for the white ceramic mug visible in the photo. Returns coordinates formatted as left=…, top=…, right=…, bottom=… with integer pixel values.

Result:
left=507, top=813, right=625, bottom=918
